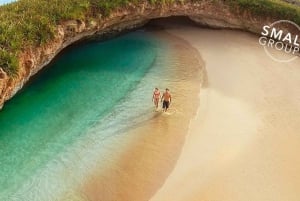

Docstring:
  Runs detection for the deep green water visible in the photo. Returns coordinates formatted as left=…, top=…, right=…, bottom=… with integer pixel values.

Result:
left=0, top=32, right=158, bottom=199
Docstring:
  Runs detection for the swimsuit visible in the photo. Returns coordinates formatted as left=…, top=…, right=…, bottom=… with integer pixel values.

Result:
left=162, top=92, right=171, bottom=109
left=163, top=100, right=170, bottom=109
left=153, top=91, right=160, bottom=99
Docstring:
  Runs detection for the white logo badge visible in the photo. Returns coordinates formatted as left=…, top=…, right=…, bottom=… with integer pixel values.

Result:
left=259, top=20, right=300, bottom=62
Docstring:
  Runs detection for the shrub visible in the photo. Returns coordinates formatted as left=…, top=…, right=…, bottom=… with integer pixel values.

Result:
left=0, top=0, right=299, bottom=76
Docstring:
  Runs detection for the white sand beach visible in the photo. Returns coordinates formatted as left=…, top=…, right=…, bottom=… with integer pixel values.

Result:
left=80, top=30, right=204, bottom=201
left=150, top=24, right=300, bottom=201
left=73, top=20, right=300, bottom=201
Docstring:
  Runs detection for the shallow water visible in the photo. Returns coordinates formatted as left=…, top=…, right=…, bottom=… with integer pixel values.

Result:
left=0, top=32, right=159, bottom=199
left=80, top=31, right=203, bottom=201
left=0, top=29, right=203, bottom=200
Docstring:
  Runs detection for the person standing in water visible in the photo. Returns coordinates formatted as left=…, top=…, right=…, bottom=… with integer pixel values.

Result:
left=152, top=88, right=161, bottom=110
left=161, top=88, right=172, bottom=112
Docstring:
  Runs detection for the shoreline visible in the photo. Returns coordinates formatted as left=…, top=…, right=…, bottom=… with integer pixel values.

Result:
left=77, top=29, right=205, bottom=201
left=150, top=23, right=300, bottom=201
left=2, top=0, right=298, bottom=109
left=2, top=29, right=205, bottom=201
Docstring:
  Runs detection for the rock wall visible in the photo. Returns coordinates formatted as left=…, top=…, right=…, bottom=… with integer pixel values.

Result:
left=0, top=0, right=281, bottom=109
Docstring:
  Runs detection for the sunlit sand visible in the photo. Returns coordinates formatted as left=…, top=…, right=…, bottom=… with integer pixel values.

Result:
left=151, top=21, right=300, bottom=201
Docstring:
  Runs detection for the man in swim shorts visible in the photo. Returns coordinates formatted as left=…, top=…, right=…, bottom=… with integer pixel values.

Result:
left=161, top=88, right=172, bottom=112
left=152, top=87, right=161, bottom=109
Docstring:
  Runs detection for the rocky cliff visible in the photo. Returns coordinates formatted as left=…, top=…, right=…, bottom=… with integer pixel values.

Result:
left=0, top=0, right=288, bottom=109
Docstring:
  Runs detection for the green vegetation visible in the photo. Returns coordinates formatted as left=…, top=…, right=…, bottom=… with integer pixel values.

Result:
left=0, top=0, right=299, bottom=76
left=0, top=0, right=90, bottom=75
left=225, top=0, right=300, bottom=25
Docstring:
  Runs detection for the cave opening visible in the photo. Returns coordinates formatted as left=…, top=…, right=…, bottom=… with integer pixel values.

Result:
left=145, top=16, right=200, bottom=30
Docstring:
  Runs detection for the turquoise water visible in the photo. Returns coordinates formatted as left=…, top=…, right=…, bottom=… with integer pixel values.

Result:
left=0, top=32, right=158, bottom=199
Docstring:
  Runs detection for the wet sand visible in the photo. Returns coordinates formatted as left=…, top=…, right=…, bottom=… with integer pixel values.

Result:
left=150, top=22, right=300, bottom=201
left=78, top=30, right=204, bottom=201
